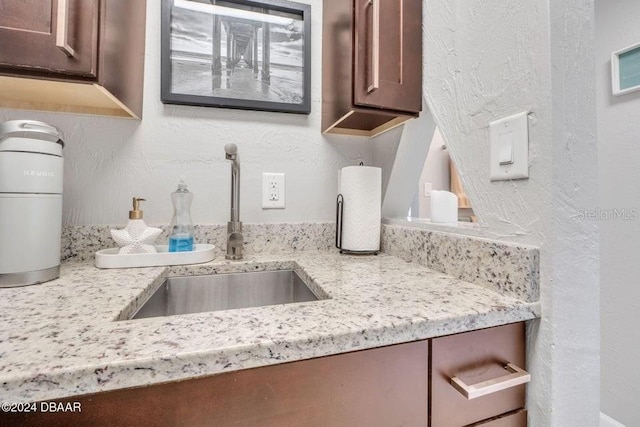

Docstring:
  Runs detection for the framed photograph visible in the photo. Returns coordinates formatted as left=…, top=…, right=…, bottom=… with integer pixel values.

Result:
left=161, top=0, right=311, bottom=114
left=612, top=41, right=640, bottom=96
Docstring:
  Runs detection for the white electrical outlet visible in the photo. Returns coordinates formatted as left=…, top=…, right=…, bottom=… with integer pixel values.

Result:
left=424, top=182, right=433, bottom=197
left=263, top=173, right=285, bottom=209
left=269, top=179, right=278, bottom=201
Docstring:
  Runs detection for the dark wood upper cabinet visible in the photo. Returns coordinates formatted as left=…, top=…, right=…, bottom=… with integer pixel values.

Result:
left=353, top=0, right=422, bottom=112
left=0, top=0, right=146, bottom=119
left=0, top=0, right=99, bottom=78
left=322, top=0, right=422, bottom=137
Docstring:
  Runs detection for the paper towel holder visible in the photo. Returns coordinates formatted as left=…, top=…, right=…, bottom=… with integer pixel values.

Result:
left=335, top=193, right=379, bottom=256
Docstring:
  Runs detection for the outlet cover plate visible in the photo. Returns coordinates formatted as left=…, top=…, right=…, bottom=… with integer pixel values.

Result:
left=262, top=173, right=285, bottom=209
left=423, top=182, right=433, bottom=197
left=489, top=111, right=529, bottom=181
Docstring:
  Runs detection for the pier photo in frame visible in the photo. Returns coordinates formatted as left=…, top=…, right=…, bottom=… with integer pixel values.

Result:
left=161, top=0, right=311, bottom=114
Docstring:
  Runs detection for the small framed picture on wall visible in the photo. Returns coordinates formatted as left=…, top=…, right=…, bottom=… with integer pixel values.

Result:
left=612, top=41, right=640, bottom=96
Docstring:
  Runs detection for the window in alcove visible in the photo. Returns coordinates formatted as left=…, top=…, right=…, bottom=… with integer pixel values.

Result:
left=408, top=128, right=476, bottom=222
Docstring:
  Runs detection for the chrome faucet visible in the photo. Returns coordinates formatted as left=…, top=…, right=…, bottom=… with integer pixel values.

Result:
left=225, top=143, right=243, bottom=260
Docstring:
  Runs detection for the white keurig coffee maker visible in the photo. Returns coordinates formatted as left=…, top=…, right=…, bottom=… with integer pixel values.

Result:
left=0, top=120, right=64, bottom=287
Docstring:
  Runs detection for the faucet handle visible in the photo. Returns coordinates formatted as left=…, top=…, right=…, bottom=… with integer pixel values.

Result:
left=225, top=143, right=238, bottom=160
left=228, top=231, right=243, bottom=246
left=226, top=221, right=244, bottom=260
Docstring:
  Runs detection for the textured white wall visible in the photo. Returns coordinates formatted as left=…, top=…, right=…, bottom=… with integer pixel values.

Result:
left=422, top=0, right=599, bottom=425
left=596, top=1, right=640, bottom=425
left=0, top=0, right=373, bottom=225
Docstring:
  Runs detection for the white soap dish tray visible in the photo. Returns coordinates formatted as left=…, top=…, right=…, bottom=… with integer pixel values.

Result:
left=95, top=244, right=216, bottom=269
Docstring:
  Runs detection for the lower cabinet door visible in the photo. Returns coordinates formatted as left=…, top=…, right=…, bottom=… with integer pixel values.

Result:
left=7, top=341, right=428, bottom=427
left=430, top=322, right=528, bottom=427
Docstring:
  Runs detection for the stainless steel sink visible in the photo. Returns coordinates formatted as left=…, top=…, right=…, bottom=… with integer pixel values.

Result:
left=130, top=270, right=320, bottom=320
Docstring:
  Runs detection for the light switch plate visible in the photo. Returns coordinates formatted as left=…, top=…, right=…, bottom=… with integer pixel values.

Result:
left=262, top=173, right=285, bottom=209
left=489, top=111, right=529, bottom=181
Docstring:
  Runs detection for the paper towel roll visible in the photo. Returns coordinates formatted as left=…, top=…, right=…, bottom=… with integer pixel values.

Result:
left=430, top=190, right=458, bottom=224
left=338, top=166, right=381, bottom=252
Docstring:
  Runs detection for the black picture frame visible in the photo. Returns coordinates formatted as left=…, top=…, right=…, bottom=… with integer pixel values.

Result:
left=161, top=0, right=311, bottom=114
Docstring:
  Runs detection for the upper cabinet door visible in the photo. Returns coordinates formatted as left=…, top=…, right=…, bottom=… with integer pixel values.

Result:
left=353, top=0, right=422, bottom=113
left=0, top=0, right=99, bottom=78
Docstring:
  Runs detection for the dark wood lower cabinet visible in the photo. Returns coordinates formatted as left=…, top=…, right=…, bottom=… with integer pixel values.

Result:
left=472, top=410, right=527, bottom=426
left=3, top=323, right=528, bottom=427
left=7, top=341, right=428, bottom=427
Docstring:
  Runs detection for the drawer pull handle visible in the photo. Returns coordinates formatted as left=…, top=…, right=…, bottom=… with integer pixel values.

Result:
left=450, top=363, right=531, bottom=400
left=56, top=0, right=76, bottom=57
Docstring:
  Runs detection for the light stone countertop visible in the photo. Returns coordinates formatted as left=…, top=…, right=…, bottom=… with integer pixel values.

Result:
left=0, top=251, right=540, bottom=402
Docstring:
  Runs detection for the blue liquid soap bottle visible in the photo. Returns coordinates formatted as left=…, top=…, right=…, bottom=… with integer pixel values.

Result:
left=168, top=178, right=194, bottom=252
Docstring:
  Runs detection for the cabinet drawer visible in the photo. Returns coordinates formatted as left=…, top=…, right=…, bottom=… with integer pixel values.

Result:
left=430, top=323, right=527, bottom=427
left=473, top=410, right=527, bottom=427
